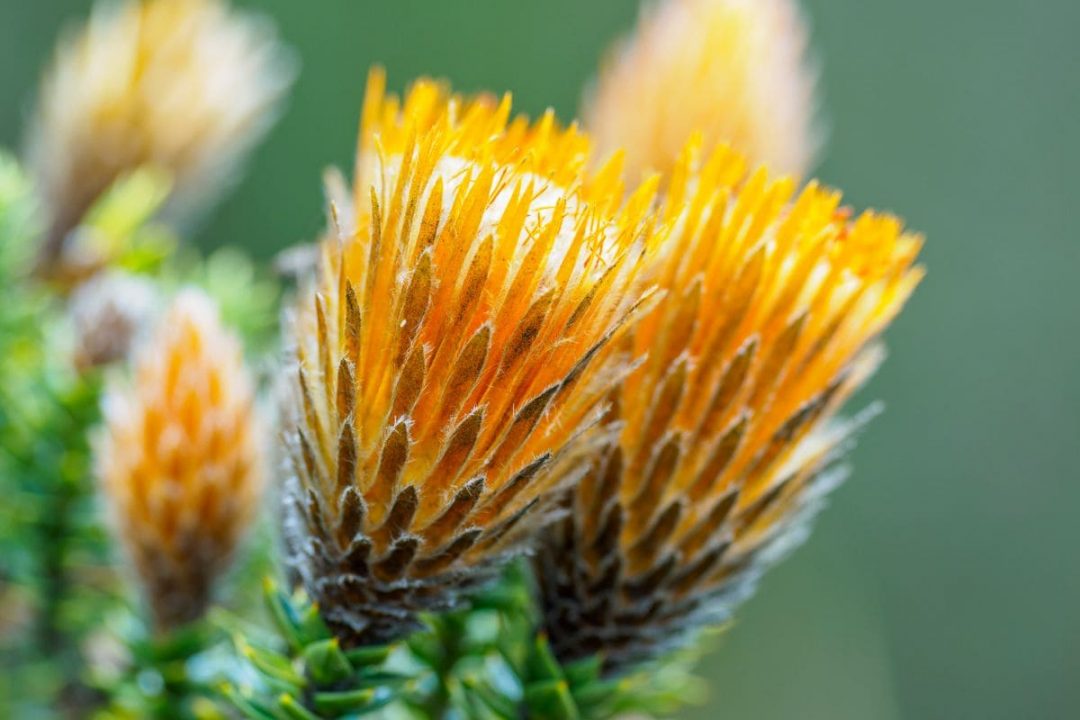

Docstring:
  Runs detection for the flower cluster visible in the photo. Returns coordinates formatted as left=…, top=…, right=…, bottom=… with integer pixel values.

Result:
left=275, top=5, right=919, bottom=684
left=2, top=0, right=924, bottom=716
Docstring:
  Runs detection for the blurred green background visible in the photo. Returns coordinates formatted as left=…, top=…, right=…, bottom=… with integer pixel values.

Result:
left=2, top=1, right=1078, bottom=718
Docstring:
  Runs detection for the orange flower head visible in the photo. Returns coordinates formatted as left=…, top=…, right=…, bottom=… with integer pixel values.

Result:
left=536, top=140, right=923, bottom=673
left=281, top=70, right=661, bottom=647
left=97, top=289, right=263, bottom=630
left=27, top=0, right=293, bottom=262
left=585, top=0, right=820, bottom=183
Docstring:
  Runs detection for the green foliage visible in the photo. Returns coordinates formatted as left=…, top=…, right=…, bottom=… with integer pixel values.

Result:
left=0, top=152, right=121, bottom=716
left=0, top=315, right=115, bottom=714
left=0, top=153, right=41, bottom=580
left=222, top=580, right=409, bottom=719
left=215, top=566, right=708, bottom=720
left=509, top=635, right=709, bottom=720
left=404, top=564, right=708, bottom=720
left=77, top=167, right=177, bottom=275
left=0, top=152, right=37, bottom=277
left=90, top=616, right=232, bottom=720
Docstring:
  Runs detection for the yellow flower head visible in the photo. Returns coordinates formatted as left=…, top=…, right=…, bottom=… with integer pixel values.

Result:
left=536, top=141, right=923, bottom=673
left=585, top=0, right=820, bottom=183
left=97, top=290, right=262, bottom=630
left=27, top=0, right=293, bottom=262
left=281, top=70, right=660, bottom=647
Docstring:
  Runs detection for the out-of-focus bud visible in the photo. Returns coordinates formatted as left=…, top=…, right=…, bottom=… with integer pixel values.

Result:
left=96, top=289, right=262, bottom=630
left=585, top=0, right=820, bottom=183
left=27, top=0, right=294, bottom=268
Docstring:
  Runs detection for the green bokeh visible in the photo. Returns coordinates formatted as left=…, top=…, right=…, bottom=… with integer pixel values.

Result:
left=2, top=1, right=1077, bottom=718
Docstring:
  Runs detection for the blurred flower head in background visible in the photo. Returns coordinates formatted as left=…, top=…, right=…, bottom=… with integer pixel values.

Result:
left=96, top=289, right=262, bottom=631
left=280, top=70, right=662, bottom=647
left=537, top=140, right=922, bottom=674
left=585, top=0, right=820, bottom=183
left=26, top=0, right=294, bottom=272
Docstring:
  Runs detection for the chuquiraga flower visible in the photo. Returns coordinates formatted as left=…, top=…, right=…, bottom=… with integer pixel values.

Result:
left=281, top=70, right=662, bottom=647
left=584, top=0, right=820, bottom=183
left=97, top=289, right=263, bottom=630
left=27, top=0, right=293, bottom=269
left=536, top=140, right=923, bottom=674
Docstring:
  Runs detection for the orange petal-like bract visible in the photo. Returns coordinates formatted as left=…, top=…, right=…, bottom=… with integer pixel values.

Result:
left=27, top=0, right=293, bottom=263
left=536, top=141, right=923, bottom=673
left=281, top=71, right=660, bottom=647
left=97, top=290, right=263, bottom=631
left=585, top=0, right=820, bottom=183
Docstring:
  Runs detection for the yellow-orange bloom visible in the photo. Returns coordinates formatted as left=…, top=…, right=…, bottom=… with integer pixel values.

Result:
left=281, top=71, right=660, bottom=646
left=27, top=0, right=293, bottom=263
left=97, top=290, right=262, bottom=630
left=537, top=141, right=922, bottom=673
left=585, top=0, right=820, bottom=183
